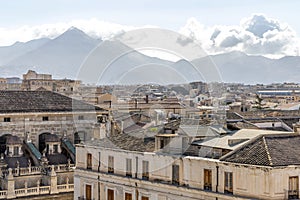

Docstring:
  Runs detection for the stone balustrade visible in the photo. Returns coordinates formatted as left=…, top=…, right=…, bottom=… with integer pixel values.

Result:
left=0, top=183, right=73, bottom=199
left=57, top=184, right=74, bottom=192
left=0, top=191, right=7, bottom=198
left=0, top=164, right=75, bottom=177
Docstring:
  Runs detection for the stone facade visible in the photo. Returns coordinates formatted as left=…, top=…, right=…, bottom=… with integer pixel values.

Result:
left=0, top=90, right=108, bottom=148
left=0, top=111, right=103, bottom=147
left=0, top=90, right=110, bottom=199
left=21, top=70, right=82, bottom=94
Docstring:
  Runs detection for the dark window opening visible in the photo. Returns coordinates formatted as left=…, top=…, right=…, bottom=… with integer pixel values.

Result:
left=172, top=165, right=180, bottom=185
left=87, top=153, right=92, bottom=170
left=108, top=156, right=114, bottom=174
left=107, top=189, right=114, bottom=200
left=125, top=193, right=132, bottom=200
left=13, top=146, right=19, bottom=156
left=4, top=117, right=11, bottom=122
left=78, top=115, right=84, bottom=120
left=53, top=144, right=58, bottom=153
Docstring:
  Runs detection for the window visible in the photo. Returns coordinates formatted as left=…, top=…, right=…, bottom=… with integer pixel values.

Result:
left=125, top=193, right=132, bottom=200
left=107, top=189, right=114, bottom=200
left=74, top=131, right=86, bottom=144
left=204, top=169, right=212, bottom=191
left=172, top=165, right=180, bottom=185
left=85, top=184, right=92, bottom=200
left=108, top=156, right=114, bottom=174
left=78, top=115, right=84, bottom=120
left=87, top=153, right=92, bottom=170
left=289, top=176, right=299, bottom=199
left=141, top=197, right=149, bottom=200
left=4, top=117, right=11, bottom=122
left=53, top=144, right=58, bottom=153
left=126, top=158, right=132, bottom=177
left=224, top=172, right=233, bottom=194
left=13, top=146, right=19, bottom=156
left=42, top=116, right=49, bottom=121
left=142, top=161, right=149, bottom=180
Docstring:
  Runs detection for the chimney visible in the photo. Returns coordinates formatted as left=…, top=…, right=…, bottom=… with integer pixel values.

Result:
left=145, top=95, right=149, bottom=104
left=293, top=121, right=300, bottom=133
left=134, top=98, right=138, bottom=109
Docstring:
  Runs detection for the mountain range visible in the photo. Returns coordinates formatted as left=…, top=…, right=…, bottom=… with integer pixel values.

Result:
left=0, top=27, right=299, bottom=84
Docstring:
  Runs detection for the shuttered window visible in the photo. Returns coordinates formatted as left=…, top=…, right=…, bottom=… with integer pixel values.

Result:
left=142, top=161, right=149, bottom=180
left=204, top=169, right=212, bottom=191
left=126, top=158, right=132, bottom=177
left=224, top=172, right=233, bottom=194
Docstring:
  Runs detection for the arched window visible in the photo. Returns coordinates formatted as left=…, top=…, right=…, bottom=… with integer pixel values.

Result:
left=74, top=131, right=87, bottom=144
left=38, top=132, right=51, bottom=152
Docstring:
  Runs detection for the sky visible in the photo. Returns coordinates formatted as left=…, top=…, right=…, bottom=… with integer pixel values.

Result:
left=0, top=0, right=300, bottom=57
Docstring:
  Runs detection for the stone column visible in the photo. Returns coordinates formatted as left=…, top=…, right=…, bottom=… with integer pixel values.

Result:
left=24, top=180, right=28, bottom=195
left=28, top=159, right=31, bottom=173
left=37, top=180, right=40, bottom=194
left=67, top=159, right=71, bottom=170
left=6, top=168, right=16, bottom=199
left=49, top=165, right=58, bottom=194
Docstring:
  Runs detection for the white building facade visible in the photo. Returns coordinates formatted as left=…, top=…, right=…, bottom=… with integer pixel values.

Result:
left=74, top=133, right=300, bottom=200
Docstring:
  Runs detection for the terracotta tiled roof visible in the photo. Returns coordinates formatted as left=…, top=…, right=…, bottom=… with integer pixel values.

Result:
left=0, top=90, right=105, bottom=113
left=221, top=134, right=300, bottom=166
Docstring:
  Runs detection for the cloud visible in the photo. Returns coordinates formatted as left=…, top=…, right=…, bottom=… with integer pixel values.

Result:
left=0, top=19, right=149, bottom=46
left=180, top=14, right=300, bottom=58
left=243, top=14, right=280, bottom=38
left=0, top=15, right=299, bottom=58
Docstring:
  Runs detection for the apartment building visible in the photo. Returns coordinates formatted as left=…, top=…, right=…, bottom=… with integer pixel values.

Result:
left=74, top=130, right=300, bottom=200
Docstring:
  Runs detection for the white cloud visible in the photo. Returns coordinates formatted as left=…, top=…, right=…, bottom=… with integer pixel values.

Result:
left=0, top=15, right=299, bottom=58
left=0, top=19, right=149, bottom=46
left=180, top=14, right=300, bottom=58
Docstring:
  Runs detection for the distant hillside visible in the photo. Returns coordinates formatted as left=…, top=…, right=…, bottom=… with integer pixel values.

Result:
left=0, top=27, right=299, bottom=84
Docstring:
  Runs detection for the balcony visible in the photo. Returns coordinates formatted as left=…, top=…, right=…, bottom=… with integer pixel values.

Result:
left=288, top=190, right=299, bottom=199
left=78, top=197, right=95, bottom=200
left=204, top=183, right=212, bottom=191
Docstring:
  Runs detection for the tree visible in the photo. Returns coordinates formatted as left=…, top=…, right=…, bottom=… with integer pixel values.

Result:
left=254, top=93, right=264, bottom=110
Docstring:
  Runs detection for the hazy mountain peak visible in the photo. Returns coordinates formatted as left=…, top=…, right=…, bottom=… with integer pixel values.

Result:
left=58, top=26, right=89, bottom=39
left=11, top=41, right=23, bottom=46
left=0, top=27, right=300, bottom=84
